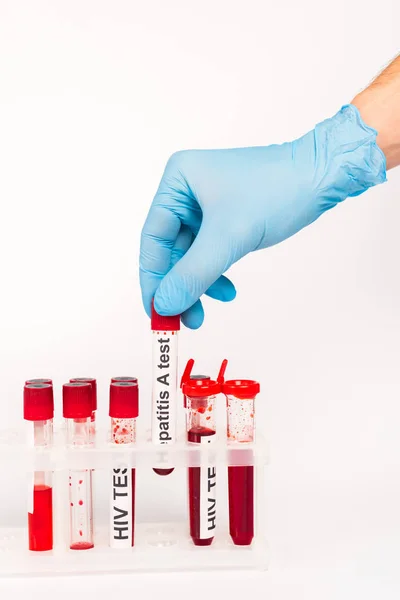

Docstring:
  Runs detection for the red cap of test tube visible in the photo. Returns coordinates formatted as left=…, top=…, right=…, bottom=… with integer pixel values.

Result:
left=69, top=378, right=97, bottom=411
left=222, top=380, right=260, bottom=398
left=151, top=300, right=180, bottom=332
left=24, top=383, right=54, bottom=421
left=111, top=376, right=138, bottom=385
left=109, top=382, right=139, bottom=419
left=25, top=378, right=53, bottom=386
left=181, top=359, right=228, bottom=397
left=63, top=382, right=92, bottom=418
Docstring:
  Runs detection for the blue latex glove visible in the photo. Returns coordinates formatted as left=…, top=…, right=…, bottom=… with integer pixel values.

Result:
left=140, top=105, right=386, bottom=329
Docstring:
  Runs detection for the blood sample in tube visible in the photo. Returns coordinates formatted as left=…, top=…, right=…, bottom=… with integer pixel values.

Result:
left=24, top=383, right=54, bottom=551
left=109, top=381, right=138, bottom=547
left=151, top=301, right=180, bottom=476
left=223, top=379, right=260, bottom=546
left=63, top=382, right=94, bottom=550
left=182, top=359, right=227, bottom=546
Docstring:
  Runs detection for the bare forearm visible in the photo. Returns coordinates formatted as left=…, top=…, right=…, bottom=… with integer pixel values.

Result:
left=352, top=55, right=400, bottom=170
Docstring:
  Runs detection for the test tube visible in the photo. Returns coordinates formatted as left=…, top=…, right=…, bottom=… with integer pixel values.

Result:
left=111, top=377, right=138, bottom=384
left=70, top=378, right=97, bottom=435
left=24, top=383, right=54, bottom=551
left=151, top=301, right=180, bottom=476
left=223, top=379, right=260, bottom=546
left=109, top=381, right=138, bottom=548
left=63, top=382, right=94, bottom=550
left=181, top=359, right=227, bottom=546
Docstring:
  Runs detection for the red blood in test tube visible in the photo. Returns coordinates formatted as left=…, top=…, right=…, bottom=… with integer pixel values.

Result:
left=223, top=379, right=260, bottom=546
left=151, top=301, right=180, bottom=476
left=109, top=381, right=138, bottom=548
left=63, top=382, right=94, bottom=551
left=188, top=427, right=216, bottom=546
left=28, top=485, right=53, bottom=551
left=182, top=360, right=227, bottom=546
left=24, top=383, right=54, bottom=552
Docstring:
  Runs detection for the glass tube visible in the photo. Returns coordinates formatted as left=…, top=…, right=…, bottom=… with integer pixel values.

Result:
left=186, top=394, right=217, bottom=546
left=28, top=419, right=53, bottom=551
left=226, top=392, right=256, bottom=546
left=66, top=417, right=94, bottom=550
left=110, top=416, right=136, bottom=548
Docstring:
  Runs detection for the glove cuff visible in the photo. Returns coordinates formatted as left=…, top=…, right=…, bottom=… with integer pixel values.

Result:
left=314, top=104, right=387, bottom=203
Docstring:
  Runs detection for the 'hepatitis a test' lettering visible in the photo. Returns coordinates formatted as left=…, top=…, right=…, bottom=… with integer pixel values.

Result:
left=156, top=337, right=171, bottom=443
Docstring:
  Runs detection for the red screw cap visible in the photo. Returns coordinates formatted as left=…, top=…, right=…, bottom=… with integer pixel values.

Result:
left=109, top=382, right=139, bottom=419
left=222, top=380, right=260, bottom=399
left=181, top=359, right=227, bottom=398
left=70, top=378, right=97, bottom=411
left=111, top=376, right=138, bottom=385
left=63, top=382, right=92, bottom=418
left=25, top=378, right=53, bottom=386
left=151, top=300, right=180, bottom=332
left=24, top=383, right=54, bottom=421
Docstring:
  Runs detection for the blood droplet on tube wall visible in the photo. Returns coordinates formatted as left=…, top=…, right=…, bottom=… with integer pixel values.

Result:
left=70, top=378, right=97, bottom=435
left=151, top=301, right=180, bottom=476
left=181, top=359, right=227, bottom=546
left=109, top=381, right=138, bottom=548
left=24, top=383, right=54, bottom=551
left=63, top=382, right=94, bottom=550
left=223, top=379, right=260, bottom=546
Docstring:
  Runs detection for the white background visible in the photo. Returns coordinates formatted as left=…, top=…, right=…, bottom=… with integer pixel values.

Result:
left=0, top=0, right=399, bottom=598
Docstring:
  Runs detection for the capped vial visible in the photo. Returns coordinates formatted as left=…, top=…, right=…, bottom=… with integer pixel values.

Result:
left=223, top=379, right=260, bottom=546
left=181, top=359, right=227, bottom=546
left=63, top=382, right=94, bottom=550
left=109, top=381, right=138, bottom=548
left=151, top=301, right=180, bottom=476
left=24, top=383, right=54, bottom=551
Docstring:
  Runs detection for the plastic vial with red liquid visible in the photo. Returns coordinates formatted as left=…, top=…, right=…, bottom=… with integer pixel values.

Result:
left=181, top=359, right=227, bottom=546
left=24, top=383, right=54, bottom=551
left=151, top=302, right=180, bottom=476
left=109, top=381, right=138, bottom=548
left=223, top=379, right=260, bottom=546
left=70, top=378, right=97, bottom=434
left=63, top=382, right=95, bottom=551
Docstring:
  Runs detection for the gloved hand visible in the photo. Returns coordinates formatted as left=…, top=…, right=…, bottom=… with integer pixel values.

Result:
left=140, top=105, right=386, bottom=329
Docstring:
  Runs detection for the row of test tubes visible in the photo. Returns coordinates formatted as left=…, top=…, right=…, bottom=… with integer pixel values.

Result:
left=151, top=304, right=261, bottom=548
left=24, top=376, right=138, bottom=552
left=23, top=305, right=260, bottom=554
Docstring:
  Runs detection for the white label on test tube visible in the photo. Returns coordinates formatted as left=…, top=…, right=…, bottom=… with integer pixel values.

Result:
left=199, top=435, right=217, bottom=539
left=151, top=332, right=178, bottom=446
left=110, top=466, right=133, bottom=548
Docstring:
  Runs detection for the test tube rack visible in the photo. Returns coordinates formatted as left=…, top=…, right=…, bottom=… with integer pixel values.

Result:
left=0, top=426, right=268, bottom=576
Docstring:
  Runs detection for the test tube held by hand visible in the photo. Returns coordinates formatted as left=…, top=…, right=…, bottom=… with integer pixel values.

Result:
left=223, top=379, right=260, bottom=546
left=151, top=301, right=180, bottom=475
left=24, top=383, right=54, bottom=551
left=63, top=382, right=94, bottom=550
left=181, top=359, right=227, bottom=546
left=109, top=381, right=138, bottom=548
